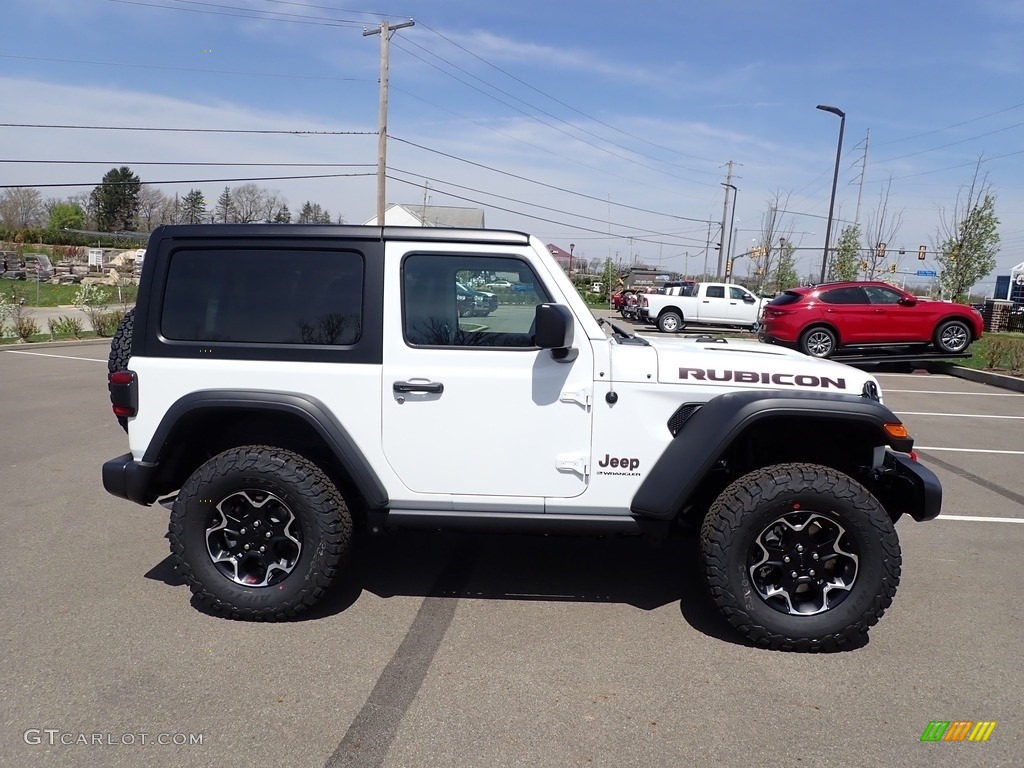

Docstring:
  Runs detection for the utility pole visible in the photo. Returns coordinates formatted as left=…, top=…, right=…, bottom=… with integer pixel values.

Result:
left=364, top=18, right=415, bottom=226
left=718, top=161, right=739, bottom=278
left=853, top=128, right=869, bottom=225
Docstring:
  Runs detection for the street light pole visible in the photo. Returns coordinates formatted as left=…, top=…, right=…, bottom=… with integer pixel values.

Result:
left=569, top=242, right=575, bottom=278
left=816, top=104, right=846, bottom=283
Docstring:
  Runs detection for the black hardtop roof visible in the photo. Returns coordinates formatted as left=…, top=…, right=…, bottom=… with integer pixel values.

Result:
left=148, top=224, right=531, bottom=246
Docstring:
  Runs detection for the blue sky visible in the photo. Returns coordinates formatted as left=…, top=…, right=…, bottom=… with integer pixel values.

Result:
left=4, top=0, right=1024, bottom=291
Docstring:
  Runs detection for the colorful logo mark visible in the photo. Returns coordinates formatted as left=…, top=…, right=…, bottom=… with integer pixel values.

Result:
left=920, top=721, right=996, bottom=742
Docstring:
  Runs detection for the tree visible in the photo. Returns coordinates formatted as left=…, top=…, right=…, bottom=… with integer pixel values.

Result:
left=297, top=201, right=331, bottom=224
left=770, top=240, right=798, bottom=294
left=935, top=161, right=1000, bottom=303
left=47, top=200, right=86, bottom=230
left=754, top=191, right=793, bottom=288
left=273, top=204, right=291, bottom=224
left=215, top=187, right=234, bottom=224
left=90, top=167, right=142, bottom=231
left=0, top=188, right=45, bottom=229
left=862, top=176, right=903, bottom=280
left=180, top=189, right=207, bottom=224
left=828, top=224, right=862, bottom=282
left=137, top=186, right=172, bottom=231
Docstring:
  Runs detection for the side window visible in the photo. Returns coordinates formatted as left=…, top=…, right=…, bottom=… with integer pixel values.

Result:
left=820, top=287, right=868, bottom=305
left=864, top=286, right=903, bottom=305
left=705, top=285, right=725, bottom=299
left=729, top=286, right=750, bottom=300
left=162, top=249, right=363, bottom=345
left=403, top=254, right=549, bottom=348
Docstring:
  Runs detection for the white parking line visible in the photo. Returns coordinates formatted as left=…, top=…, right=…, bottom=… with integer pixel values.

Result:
left=917, top=446, right=1024, bottom=455
left=3, top=350, right=106, bottom=363
left=938, top=515, right=1024, bottom=524
left=896, top=411, right=1024, bottom=420
left=885, top=389, right=1024, bottom=396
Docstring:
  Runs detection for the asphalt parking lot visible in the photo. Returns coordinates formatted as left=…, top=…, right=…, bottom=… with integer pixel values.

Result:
left=1, top=337, right=1021, bottom=768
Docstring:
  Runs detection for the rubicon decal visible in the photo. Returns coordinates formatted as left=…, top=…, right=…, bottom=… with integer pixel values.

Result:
left=679, top=367, right=847, bottom=390
left=597, top=454, right=641, bottom=476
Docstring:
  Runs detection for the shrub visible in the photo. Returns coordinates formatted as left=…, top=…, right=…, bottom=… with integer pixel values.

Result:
left=1005, top=339, right=1024, bottom=373
left=13, top=313, right=39, bottom=342
left=981, top=337, right=1009, bottom=370
left=92, top=310, right=123, bottom=337
left=48, top=315, right=85, bottom=339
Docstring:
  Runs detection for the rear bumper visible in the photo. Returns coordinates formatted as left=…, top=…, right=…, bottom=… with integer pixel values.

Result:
left=102, top=453, right=159, bottom=506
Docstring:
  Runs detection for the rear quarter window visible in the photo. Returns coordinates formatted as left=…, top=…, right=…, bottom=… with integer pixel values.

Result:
left=161, top=248, right=364, bottom=345
left=768, top=291, right=804, bottom=306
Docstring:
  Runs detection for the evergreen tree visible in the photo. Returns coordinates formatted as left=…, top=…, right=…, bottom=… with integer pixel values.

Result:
left=216, top=187, right=235, bottom=223
left=89, top=167, right=141, bottom=231
left=181, top=189, right=207, bottom=224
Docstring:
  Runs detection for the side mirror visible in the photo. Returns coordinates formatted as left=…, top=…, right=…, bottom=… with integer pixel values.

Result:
left=534, top=304, right=577, bottom=361
left=898, top=297, right=917, bottom=307
left=742, top=295, right=756, bottom=303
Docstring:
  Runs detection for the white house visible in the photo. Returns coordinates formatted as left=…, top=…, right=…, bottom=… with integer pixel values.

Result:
left=363, top=203, right=485, bottom=228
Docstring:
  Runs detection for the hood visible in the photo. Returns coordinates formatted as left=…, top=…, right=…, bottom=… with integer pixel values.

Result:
left=621, top=335, right=880, bottom=399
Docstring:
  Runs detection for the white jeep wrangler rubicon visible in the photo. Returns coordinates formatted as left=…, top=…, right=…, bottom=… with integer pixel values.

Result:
left=103, top=225, right=940, bottom=651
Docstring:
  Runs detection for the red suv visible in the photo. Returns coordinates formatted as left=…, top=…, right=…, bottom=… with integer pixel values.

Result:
left=759, top=281, right=984, bottom=358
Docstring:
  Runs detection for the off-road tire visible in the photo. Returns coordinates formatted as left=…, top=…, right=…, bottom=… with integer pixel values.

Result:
left=933, top=319, right=971, bottom=354
left=700, top=462, right=901, bottom=652
left=657, top=310, right=684, bottom=333
left=107, top=307, right=135, bottom=431
left=799, top=325, right=837, bottom=358
left=169, top=445, right=352, bottom=620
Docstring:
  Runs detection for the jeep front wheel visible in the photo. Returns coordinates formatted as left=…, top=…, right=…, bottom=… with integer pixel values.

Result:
left=169, top=446, right=352, bottom=620
left=658, top=310, right=684, bottom=333
left=700, top=463, right=901, bottom=652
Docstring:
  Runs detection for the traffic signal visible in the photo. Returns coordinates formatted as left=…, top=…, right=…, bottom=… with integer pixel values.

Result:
left=726, top=259, right=733, bottom=274
left=889, top=263, right=898, bottom=273
left=876, top=242, right=887, bottom=258
left=918, top=245, right=926, bottom=260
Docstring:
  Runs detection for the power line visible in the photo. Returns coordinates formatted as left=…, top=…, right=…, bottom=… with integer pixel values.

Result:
left=389, top=135, right=717, bottom=224
left=1, top=160, right=375, bottom=167
left=0, top=172, right=375, bottom=190
left=390, top=86, right=701, bottom=204
left=415, top=20, right=720, bottom=168
left=0, top=123, right=371, bottom=135
left=875, top=101, right=1024, bottom=147
left=875, top=120, right=1024, bottom=165
left=106, top=0, right=365, bottom=28
left=0, top=54, right=367, bottom=82
left=395, top=36, right=717, bottom=184
left=388, top=167, right=709, bottom=246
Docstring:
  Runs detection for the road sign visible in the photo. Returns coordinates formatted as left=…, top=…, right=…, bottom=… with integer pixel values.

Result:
left=916, top=270, right=937, bottom=277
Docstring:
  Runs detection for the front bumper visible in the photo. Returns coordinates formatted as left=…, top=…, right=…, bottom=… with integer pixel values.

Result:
left=102, top=453, right=159, bottom=506
left=879, top=451, right=942, bottom=522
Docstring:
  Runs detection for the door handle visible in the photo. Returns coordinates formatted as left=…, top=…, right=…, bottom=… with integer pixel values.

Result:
left=393, top=380, right=444, bottom=394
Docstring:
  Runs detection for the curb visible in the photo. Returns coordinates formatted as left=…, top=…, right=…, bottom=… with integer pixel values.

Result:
left=923, top=361, right=1024, bottom=393
left=1, top=338, right=110, bottom=350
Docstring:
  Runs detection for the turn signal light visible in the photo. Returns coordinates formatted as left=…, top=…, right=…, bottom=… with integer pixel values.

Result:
left=883, top=423, right=909, bottom=439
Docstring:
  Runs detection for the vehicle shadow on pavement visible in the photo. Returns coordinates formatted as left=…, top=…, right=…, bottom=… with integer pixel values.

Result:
left=334, top=529, right=748, bottom=645
left=143, top=529, right=755, bottom=644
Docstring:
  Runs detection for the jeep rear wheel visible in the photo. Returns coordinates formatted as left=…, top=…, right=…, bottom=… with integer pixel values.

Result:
left=169, top=446, right=352, bottom=620
left=700, top=463, right=901, bottom=652
left=658, top=310, right=684, bottom=333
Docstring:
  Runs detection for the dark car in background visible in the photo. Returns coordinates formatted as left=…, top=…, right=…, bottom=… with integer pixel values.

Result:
left=456, top=282, right=498, bottom=317
left=759, top=280, right=984, bottom=358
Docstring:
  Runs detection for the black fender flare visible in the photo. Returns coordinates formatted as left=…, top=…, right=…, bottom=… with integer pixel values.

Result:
left=143, top=389, right=389, bottom=508
left=630, top=390, right=911, bottom=520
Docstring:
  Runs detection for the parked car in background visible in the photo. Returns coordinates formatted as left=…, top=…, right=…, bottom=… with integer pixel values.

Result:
left=456, top=282, right=498, bottom=317
left=759, top=281, right=984, bottom=358
left=23, top=253, right=54, bottom=281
